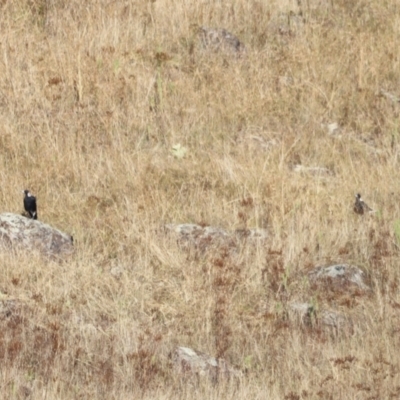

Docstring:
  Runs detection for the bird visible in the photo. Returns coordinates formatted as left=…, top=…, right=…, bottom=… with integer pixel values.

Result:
left=23, top=190, right=37, bottom=220
left=353, top=193, right=373, bottom=215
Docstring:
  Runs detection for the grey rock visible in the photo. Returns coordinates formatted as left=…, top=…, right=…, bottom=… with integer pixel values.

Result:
left=308, top=264, right=370, bottom=290
left=322, top=122, right=341, bottom=136
left=110, top=266, right=124, bottom=279
left=198, top=26, right=246, bottom=56
left=164, top=223, right=233, bottom=253
left=171, top=346, right=242, bottom=382
left=164, top=223, right=229, bottom=240
left=0, top=298, right=21, bottom=319
left=320, top=309, right=351, bottom=330
left=234, top=228, right=268, bottom=239
left=0, top=213, right=73, bottom=258
left=290, top=302, right=353, bottom=331
left=164, top=223, right=267, bottom=253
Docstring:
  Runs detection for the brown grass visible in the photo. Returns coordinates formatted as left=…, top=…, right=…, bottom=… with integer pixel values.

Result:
left=1, top=0, right=400, bottom=398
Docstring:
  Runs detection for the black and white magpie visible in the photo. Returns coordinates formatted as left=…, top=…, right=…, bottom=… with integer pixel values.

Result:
left=23, top=190, right=37, bottom=220
left=354, top=193, right=373, bottom=215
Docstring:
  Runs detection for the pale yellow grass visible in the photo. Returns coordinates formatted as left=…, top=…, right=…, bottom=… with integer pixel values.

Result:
left=0, top=0, right=400, bottom=398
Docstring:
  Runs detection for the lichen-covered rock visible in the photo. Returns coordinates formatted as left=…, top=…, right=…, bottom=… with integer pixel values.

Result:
left=171, top=346, right=242, bottom=382
left=308, top=264, right=370, bottom=290
left=0, top=213, right=73, bottom=257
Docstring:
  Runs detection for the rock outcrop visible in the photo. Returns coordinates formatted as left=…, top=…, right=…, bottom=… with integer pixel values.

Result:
left=164, top=223, right=267, bottom=254
left=0, top=213, right=73, bottom=258
left=308, top=264, right=370, bottom=290
left=171, top=346, right=242, bottom=382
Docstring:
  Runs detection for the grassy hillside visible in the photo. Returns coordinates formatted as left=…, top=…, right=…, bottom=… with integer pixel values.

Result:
left=1, top=0, right=400, bottom=398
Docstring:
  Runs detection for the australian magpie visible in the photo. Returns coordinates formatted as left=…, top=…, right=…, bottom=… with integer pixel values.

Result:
left=354, top=193, right=373, bottom=215
left=23, top=190, right=37, bottom=220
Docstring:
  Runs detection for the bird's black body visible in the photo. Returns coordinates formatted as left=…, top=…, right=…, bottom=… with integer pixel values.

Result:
left=23, top=190, right=37, bottom=220
left=354, top=193, right=372, bottom=215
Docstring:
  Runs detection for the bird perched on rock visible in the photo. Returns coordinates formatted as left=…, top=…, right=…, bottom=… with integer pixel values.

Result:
left=353, top=193, right=373, bottom=215
left=23, top=190, right=37, bottom=220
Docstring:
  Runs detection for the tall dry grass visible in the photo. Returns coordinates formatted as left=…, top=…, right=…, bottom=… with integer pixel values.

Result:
left=0, top=0, right=400, bottom=398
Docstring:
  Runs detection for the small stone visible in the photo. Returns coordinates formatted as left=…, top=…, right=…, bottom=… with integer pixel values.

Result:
left=110, top=266, right=124, bottom=279
left=327, top=122, right=340, bottom=135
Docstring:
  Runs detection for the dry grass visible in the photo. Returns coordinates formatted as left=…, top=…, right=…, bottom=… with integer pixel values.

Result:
left=1, top=0, right=400, bottom=398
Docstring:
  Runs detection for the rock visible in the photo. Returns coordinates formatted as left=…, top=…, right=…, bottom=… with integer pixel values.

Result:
left=165, top=223, right=268, bottom=241
left=171, top=346, right=242, bottom=382
left=0, top=213, right=73, bottom=258
left=0, top=298, right=22, bottom=319
left=197, top=26, right=246, bottom=56
left=164, top=223, right=233, bottom=252
left=164, top=223, right=267, bottom=253
left=322, top=122, right=341, bottom=136
left=234, top=228, right=268, bottom=239
left=319, top=309, right=352, bottom=331
left=165, top=223, right=228, bottom=239
left=110, top=266, right=124, bottom=279
left=308, top=264, right=370, bottom=290
left=289, top=302, right=353, bottom=332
